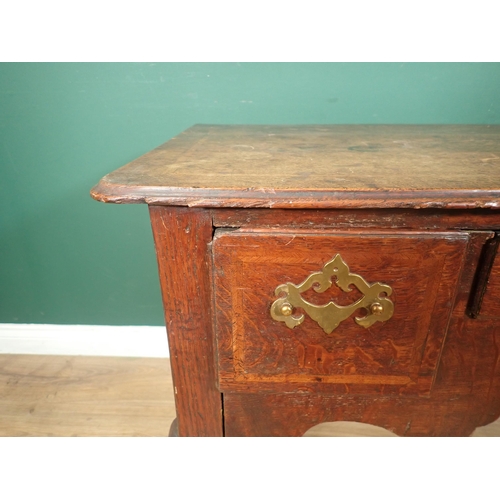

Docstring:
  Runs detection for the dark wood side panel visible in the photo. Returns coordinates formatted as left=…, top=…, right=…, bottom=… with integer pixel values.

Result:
left=149, top=206, right=223, bottom=436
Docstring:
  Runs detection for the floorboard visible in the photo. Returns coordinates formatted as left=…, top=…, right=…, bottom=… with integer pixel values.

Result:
left=0, top=355, right=174, bottom=437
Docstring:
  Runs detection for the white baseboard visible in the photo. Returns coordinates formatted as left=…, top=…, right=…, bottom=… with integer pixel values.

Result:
left=0, top=324, right=169, bottom=358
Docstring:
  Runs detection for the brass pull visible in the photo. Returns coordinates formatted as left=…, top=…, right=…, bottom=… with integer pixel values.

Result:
left=270, top=254, right=394, bottom=334
left=370, top=302, right=384, bottom=315
left=278, top=302, right=294, bottom=316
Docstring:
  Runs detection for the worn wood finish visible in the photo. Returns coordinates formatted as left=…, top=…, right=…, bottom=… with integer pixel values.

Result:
left=91, top=125, right=500, bottom=209
left=91, top=125, right=500, bottom=437
left=149, top=206, right=223, bottom=436
left=223, top=309, right=500, bottom=437
left=223, top=392, right=482, bottom=437
left=213, top=230, right=468, bottom=396
left=212, top=208, right=500, bottom=231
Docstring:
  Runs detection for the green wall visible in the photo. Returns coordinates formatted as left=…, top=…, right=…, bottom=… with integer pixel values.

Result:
left=1, top=63, right=499, bottom=325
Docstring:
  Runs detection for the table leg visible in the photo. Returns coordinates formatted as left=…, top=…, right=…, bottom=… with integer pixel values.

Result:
left=150, top=206, right=223, bottom=437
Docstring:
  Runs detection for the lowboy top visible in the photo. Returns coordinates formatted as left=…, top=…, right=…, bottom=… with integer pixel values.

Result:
left=91, top=124, right=500, bottom=209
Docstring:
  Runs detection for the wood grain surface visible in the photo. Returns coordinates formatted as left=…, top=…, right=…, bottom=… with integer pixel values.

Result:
left=149, top=206, right=223, bottom=436
left=213, top=230, right=469, bottom=396
left=90, top=125, right=500, bottom=209
left=217, top=228, right=500, bottom=436
left=0, top=355, right=174, bottom=437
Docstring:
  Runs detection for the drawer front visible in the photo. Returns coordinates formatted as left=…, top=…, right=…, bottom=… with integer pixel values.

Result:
left=213, top=230, right=469, bottom=395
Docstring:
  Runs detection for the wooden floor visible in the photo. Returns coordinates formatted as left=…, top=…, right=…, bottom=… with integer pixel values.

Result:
left=0, top=354, right=175, bottom=437
left=0, top=354, right=498, bottom=437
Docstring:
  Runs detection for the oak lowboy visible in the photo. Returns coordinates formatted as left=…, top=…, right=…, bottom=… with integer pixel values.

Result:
left=91, top=124, right=500, bottom=436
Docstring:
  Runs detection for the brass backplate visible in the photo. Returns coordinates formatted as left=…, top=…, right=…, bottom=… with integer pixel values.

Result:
left=270, top=254, right=394, bottom=334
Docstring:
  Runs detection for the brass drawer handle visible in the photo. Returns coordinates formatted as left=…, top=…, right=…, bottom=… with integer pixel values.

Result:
left=270, top=254, right=394, bottom=334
